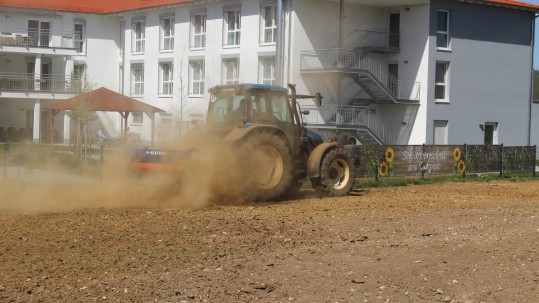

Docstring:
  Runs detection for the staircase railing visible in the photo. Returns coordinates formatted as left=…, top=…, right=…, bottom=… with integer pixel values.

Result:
left=353, top=29, right=400, bottom=50
left=300, top=105, right=398, bottom=145
left=301, top=49, right=361, bottom=70
left=300, top=49, right=420, bottom=101
left=358, top=57, right=420, bottom=101
left=331, top=29, right=399, bottom=50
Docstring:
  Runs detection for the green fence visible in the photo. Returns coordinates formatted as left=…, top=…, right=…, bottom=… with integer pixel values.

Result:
left=2, top=142, right=536, bottom=184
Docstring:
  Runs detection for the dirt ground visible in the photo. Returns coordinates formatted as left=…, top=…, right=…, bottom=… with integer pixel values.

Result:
left=0, top=180, right=538, bottom=303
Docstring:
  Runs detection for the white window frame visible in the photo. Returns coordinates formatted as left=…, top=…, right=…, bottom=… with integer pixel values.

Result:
left=160, top=16, right=174, bottom=52
left=435, top=61, right=449, bottom=102
left=433, top=120, right=448, bottom=145
left=223, top=58, right=239, bottom=85
left=191, top=13, right=206, bottom=49
left=131, top=63, right=144, bottom=96
left=437, top=10, right=450, bottom=49
left=260, top=4, right=277, bottom=44
left=132, top=20, right=145, bottom=53
left=132, top=112, right=143, bottom=125
left=28, top=20, right=50, bottom=47
left=159, top=62, right=174, bottom=96
left=189, top=60, right=205, bottom=97
left=259, top=57, right=275, bottom=85
left=224, top=9, right=241, bottom=47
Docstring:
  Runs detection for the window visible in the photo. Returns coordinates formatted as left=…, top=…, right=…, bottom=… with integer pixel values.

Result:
left=260, top=4, right=277, bottom=44
left=189, top=60, right=205, bottom=96
left=28, top=20, right=50, bottom=47
left=74, top=23, right=85, bottom=53
left=131, top=64, right=144, bottom=96
left=484, top=122, right=498, bottom=145
left=433, top=120, right=448, bottom=145
left=223, top=58, right=239, bottom=85
left=160, top=16, right=174, bottom=51
left=224, top=9, right=241, bottom=46
left=191, top=13, right=206, bottom=49
left=132, top=112, right=143, bottom=124
left=271, top=95, right=292, bottom=123
left=260, top=57, right=275, bottom=85
left=132, top=20, right=145, bottom=53
left=437, top=10, right=450, bottom=49
left=435, top=61, right=449, bottom=101
left=159, top=62, right=173, bottom=96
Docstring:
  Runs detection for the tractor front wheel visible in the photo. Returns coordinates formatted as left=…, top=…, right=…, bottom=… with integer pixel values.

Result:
left=311, top=148, right=355, bottom=197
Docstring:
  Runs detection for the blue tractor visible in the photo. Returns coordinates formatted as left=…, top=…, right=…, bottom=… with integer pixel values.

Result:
left=131, top=83, right=358, bottom=201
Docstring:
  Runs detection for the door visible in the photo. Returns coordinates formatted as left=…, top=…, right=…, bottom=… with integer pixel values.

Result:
left=28, top=20, right=50, bottom=46
left=389, top=13, right=400, bottom=48
left=41, top=63, right=51, bottom=91
left=484, top=122, right=498, bottom=145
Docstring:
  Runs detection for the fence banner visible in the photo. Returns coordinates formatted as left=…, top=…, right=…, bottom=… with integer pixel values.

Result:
left=357, top=144, right=535, bottom=178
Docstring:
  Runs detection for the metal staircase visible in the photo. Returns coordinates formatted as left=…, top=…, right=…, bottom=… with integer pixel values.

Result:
left=300, top=50, right=419, bottom=104
left=298, top=29, right=420, bottom=144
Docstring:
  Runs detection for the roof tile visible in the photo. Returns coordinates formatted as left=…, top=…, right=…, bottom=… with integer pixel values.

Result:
left=0, top=0, right=538, bottom=14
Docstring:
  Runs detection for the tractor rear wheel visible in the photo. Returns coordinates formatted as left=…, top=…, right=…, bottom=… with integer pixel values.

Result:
left=310, top=148, right=355, bottom=197
left=244, top=133, right=292, bottom=201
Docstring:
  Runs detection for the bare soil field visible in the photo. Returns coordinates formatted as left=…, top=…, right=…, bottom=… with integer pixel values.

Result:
left=0, top=180, right=538, bottom=303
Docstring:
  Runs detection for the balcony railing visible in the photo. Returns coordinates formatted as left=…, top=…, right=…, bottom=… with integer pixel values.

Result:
left=0, top=28, right=82, bottom=51
left=300, top=49, right=420, bottom=101
left=0, top=73, right=81, bottom=93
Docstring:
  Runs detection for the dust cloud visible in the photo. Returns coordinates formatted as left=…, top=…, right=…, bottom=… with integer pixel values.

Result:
left=0, top=128, right=270, bottom=214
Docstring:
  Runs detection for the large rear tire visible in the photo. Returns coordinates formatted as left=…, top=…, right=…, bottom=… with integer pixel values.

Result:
left=243, top=133, right=292, bottom=201
left=310, top=148, right=355, bottom=197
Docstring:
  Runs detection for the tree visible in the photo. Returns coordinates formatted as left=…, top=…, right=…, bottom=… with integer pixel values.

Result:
left=170, top=53, right=195, bottom=140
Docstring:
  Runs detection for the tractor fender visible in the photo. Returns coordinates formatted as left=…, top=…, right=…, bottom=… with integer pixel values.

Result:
left=306, top=142, right=340, bottom=179
left=223, top=124, right=285, bottom=143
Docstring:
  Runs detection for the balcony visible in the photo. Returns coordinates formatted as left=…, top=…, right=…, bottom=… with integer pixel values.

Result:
left=0, top=73, right=81, bottom=94
left=0, top=28, right=83, bottom=53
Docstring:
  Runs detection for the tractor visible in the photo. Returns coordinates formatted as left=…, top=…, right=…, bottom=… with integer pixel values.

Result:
left=130, top=83, right=358, bottom=201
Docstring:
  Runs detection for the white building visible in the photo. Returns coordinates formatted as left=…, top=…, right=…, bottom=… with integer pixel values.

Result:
left=1, top=0, right=538, bottom=146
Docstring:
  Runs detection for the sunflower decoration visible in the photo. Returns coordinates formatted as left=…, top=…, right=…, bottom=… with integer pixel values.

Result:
left=452, top=146, right=466, bottom=174
left=385, top=147, right=395, bottom=163
left=378, top=147, right=395, bottom=177
left=457, top=159, right=466, bottom=174
left=453, top=147, right=462, bottom=162
left=379, top=161, right=389, bottom=177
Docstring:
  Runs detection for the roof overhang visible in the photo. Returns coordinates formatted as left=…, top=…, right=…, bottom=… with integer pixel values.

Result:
left=458, top=0, right=539, bottom=13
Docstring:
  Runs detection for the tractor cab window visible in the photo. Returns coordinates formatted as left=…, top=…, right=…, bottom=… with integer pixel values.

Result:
left=271, top=95, right=292, bottom=123
left=208, top=91, right=247, bottom=123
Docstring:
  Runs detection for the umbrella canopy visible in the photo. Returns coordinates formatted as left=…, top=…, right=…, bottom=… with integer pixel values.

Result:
left=44, top=87, right=166, bottom=145
left=44, top=87, right=165, bottom=113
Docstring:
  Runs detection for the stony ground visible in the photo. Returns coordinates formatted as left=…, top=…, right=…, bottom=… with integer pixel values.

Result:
left=0, top=180, right=538, bottom=303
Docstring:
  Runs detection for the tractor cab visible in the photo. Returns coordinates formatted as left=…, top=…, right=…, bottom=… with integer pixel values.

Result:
left=207, top=84, right=293, bottom=126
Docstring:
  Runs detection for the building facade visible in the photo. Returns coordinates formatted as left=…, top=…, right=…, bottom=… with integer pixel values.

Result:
left=0, top=0, right=537, bottom=147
